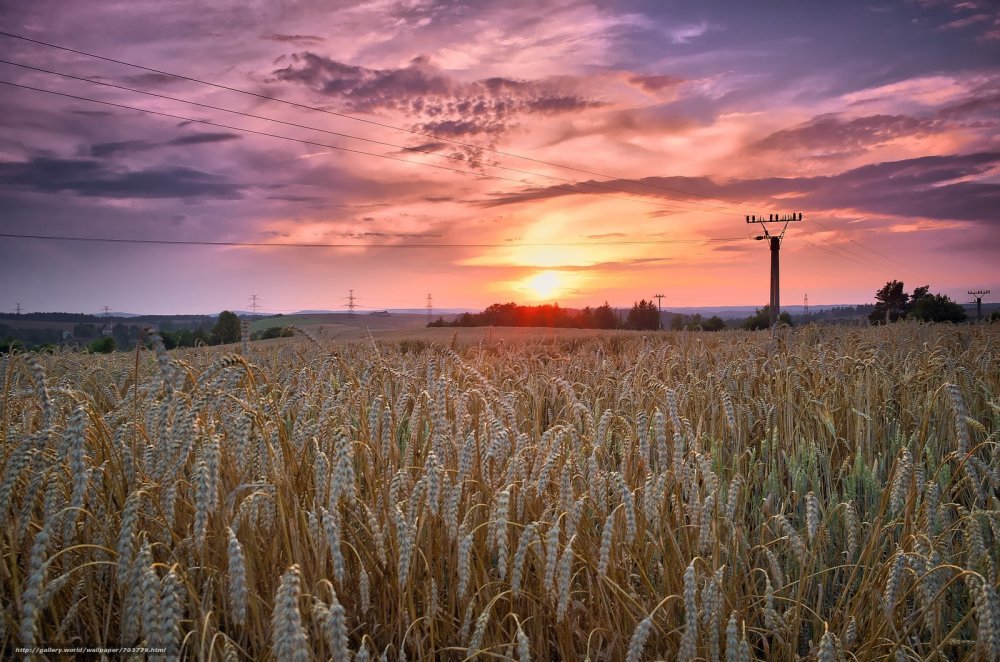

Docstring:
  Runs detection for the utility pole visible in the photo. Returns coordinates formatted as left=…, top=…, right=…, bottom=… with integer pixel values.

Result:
left=653, top=293, right=665, bottom=329
left=249, top=294, right=260, bottom=319
left=803, top=293, right=809, bottom=320
left=969, top=290, right=990, bottom=321
left=15, top=303, right=22, bottom=316
left=426, top=293, right=433, bottom=325
left=745, top=212, right=803, bottom=327
left=346, top=290, right=356, bottom=316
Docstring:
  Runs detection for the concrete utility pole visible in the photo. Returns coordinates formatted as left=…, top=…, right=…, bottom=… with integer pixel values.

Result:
left=654, top=293, right=665, bottom=329
left=745, top=212, right=803, bottom=327
left=346, top=290, right=356, bottom=316
left=249, top=294, right=260, bottom=319
left=969, top=290, right=990, bottom=321
left=426, top=293, right=433, bottom=324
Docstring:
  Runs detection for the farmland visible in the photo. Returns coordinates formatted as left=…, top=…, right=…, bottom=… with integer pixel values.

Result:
left=1, top=323, right=998, bottom=660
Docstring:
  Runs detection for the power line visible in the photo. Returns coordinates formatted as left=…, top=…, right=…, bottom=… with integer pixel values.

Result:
left=809, top=217, right=915, bottom=275
left=0, top=79, right=727, bottom=216
left=346, top=290, right=356, bottom=316
left=0, top=57, right=740, bottom=215
left=799, top=237, right=887, bottom=273
left=249, top=294, right=260, bottom=319
left=0, top=232, right=745, bottom=248
left=0, top=30, right=748, bottom=211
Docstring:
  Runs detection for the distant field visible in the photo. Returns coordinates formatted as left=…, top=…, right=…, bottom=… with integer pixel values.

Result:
left=3, top=323, right=998, bottom=659
left=250, top=312, right=432, bottom=335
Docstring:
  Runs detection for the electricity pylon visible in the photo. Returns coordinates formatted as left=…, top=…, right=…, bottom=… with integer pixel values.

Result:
left=745, top=212, right=804, bottom=327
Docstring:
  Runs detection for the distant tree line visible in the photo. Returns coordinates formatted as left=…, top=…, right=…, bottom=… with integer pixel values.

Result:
left=0, top=310, right=295, bottom=354
left=669, top=313, right=728, bottom=331
left=429, top=301, right=734, bottom=331
left=430, top=302, right=618, bottom=329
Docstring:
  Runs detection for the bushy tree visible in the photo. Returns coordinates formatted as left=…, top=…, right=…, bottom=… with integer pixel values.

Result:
left=868, top=280, right=930, bottom=324
left=870, top=280, right=916, bottom=324
left=910, top=292, right=967, bottom=323
left=0, top=337, right=23, bottom=354
left=213, top=310, right=242, bottom=344
left=259, top=326, right=295, bottom=339
left=703, top=315, right=727, bottom=331
left=869, top=281, right=966, bottom=324
left=87, top=336, right=115, bottom=353
left=626, top=299, right=660, bottom=330
left=743, top=307, right=791, bottom=330
left=593, top=302, right=619, bottom=329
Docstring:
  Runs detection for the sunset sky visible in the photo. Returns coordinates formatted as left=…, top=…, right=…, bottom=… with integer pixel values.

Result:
left=1, top=0, right=998, bottom=314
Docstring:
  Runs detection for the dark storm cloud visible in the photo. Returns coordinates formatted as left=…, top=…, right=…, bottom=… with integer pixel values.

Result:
left=122, top=73, right=189, bottom=87
left=483, top=152, right=1000, bottom=225
left=407, top=142, right=450, bottom=152
left=167, top=133, right=242, bottom=146
left=752, top=114, right=942, bottom=154
left=272, top=52, right=602, bottom=136
left=88, top=132, right=241, bottom=157
left=261, top=33, right=326, bottom=46
left=0, top=157, right=243, bottom=199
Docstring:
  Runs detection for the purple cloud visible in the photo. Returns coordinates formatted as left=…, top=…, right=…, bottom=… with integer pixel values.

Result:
left=482, top=152, right=1000, bottom=226
left=0, top=157, right=243, bottom=199
left=752, top=113, right=941, bottom=155
left=271, top=52, right=603, bottom=137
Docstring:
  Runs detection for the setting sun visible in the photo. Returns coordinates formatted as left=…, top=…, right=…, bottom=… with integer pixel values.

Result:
left=523, top=270, right=565, bottom=300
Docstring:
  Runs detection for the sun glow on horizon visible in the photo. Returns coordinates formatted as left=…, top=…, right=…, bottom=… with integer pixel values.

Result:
left=522, top=270, right=568, bottom=300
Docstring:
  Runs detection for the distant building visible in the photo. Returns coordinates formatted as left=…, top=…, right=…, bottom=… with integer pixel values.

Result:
left=368, top=310, right=391, bottom=317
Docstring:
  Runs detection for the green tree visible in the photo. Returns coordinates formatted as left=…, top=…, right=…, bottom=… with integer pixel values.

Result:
left=703, top=315, right=727, bottom=331
left=909, top=293, right=967, bottom=323
left=593, top=302, right=619, bottom=330
left=869, top=280, right=912, bottom=324
left=0, top=337, right=23, bottom=354
left=260, top=326, right=294, bottom=339
left=87, top=336, right=115, bottom=353
left=213, top=310, right=242, bottom=344
left=743, top=307, right=791, bottom=330
left=626, top=299, right=659, bottom=330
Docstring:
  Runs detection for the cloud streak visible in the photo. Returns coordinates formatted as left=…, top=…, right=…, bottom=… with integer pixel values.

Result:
left=0, top=157, right=243, bottom=199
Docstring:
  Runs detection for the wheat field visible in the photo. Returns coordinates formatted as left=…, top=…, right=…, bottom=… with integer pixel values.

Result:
left=1, top=323, right=998, bottom=660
